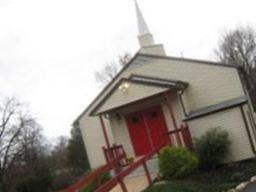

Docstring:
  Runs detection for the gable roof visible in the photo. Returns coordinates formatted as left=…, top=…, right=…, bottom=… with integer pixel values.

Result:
left=139, top=53, right=238, bottom=68
left=73, top=52, right=238, bottom=125
left=90, top=74, right=189, bottom=115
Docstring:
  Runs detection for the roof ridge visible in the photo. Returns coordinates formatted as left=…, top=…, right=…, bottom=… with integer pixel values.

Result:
left=137, top=53, right=237, bottom=68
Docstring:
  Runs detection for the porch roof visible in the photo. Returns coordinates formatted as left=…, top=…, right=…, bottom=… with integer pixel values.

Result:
left=90, top=74, right=188, bottom=115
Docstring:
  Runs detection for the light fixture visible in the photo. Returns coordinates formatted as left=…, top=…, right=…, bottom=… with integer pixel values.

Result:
left=118, top=82, right=130, bottom=92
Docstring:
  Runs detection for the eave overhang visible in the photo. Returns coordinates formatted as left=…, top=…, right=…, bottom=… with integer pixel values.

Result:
left=90, top=74, right=189, bottom=116
left=183, top=96, right=248, bottom=121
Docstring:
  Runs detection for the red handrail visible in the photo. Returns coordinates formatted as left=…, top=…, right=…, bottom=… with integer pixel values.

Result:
left=103, top=144, right=127, bottom=166
left=60, top=153, right=126, bottom=192
left=96, top=145, right=162, bottom=192
left=164, top=124, right=193, bottom=149
left=61, top=125, right=192, bottom=192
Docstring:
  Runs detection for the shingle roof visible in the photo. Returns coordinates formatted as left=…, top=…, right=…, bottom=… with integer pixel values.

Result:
left=184, top=96, right=247, bottom=121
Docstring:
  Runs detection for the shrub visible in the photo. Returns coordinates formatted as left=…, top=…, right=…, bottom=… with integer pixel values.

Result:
left=194, top=127, right=230, bottom=170
left=80, top=171, right=111, bottom=192
left=158, top=146, right=198, bottom=179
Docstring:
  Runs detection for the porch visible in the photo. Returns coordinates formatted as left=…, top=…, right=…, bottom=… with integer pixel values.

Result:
left=93, top=75, right=191, bottom=161
left=91, top=75, right=193, bottom=191
left=96, top=123, right=192, bottom=192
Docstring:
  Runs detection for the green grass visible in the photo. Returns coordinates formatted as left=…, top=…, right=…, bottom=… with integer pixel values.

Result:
left=145, top=159, right=256, bottom=192
left=145, top=181, right=237, bottom=192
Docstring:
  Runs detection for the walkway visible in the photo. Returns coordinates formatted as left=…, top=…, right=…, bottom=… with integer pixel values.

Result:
left=110, top=172, right=157, bottom=192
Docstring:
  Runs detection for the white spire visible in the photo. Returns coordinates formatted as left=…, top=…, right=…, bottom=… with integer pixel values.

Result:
left=134, top=0, right=166, bottom=55
left=134, top=0, right=150, bottom=35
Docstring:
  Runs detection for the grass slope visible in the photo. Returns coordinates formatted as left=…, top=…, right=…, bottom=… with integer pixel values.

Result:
left=145, top=159, right=256, bottom=192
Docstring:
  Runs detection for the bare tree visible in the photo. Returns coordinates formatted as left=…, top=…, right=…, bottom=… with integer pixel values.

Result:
left=216, top=26, right=256, bottom=110
left=95, top=53, right=132, bottom=86
left=0, top=96, right=43, bottom=192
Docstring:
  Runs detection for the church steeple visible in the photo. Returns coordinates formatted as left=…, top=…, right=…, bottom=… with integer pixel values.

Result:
left=135, top=0, right=150, bottom=36
left=134, top=0, right=165, bottom=55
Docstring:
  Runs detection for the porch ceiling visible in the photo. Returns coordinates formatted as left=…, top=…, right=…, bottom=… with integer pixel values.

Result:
left=90, top=74, right=188, bottom=116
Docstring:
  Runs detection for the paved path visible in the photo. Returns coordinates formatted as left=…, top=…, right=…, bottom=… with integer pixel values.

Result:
left=110, top=172, right=157, bottom=192
left=243, top=182, right=256, bottom=192
left=109, top=156, right=158, bottom=192
left=110, top=174, right=148, bottom=192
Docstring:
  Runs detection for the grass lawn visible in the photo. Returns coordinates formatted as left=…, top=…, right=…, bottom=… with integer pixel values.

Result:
left=145, top=159, right=256, bottom=192
left=144, top=181, right=237, bottom=192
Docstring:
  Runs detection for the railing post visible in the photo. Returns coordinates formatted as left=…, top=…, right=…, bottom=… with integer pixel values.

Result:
left=143, top=160, right=152, bottom=186
left=118, top=177, right=128, bottom=192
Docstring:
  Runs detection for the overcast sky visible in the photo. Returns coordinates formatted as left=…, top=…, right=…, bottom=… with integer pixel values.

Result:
left=0, top=0, right=256, bottom=140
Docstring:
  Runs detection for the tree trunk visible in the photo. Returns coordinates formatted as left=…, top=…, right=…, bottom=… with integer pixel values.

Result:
left=0, top=173, right=7, bottom=192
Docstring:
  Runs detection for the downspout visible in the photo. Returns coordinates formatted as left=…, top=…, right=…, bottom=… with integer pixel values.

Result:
left=239, top=105, right=256, bottom=155
left=178, top=90, right=187, bottom=117
left=247, top=111, right=256, bottom=142
left=237, top=67, right=256, bottom=123
left=237, top=67, right=256, bottom=144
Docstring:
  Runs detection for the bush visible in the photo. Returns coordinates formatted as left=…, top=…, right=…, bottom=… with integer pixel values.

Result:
left=80, top=171, right=111, bottom=192
left=194, top=128, right=230, bottom=170
left=158, top=146, right=198, bottom=179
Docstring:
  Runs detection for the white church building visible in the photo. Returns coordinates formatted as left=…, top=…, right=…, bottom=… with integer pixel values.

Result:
left=73, top=1, right=256, bottom=169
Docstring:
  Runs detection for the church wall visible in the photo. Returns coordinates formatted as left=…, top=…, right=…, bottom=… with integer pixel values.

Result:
left=188, top=105, right=256, bottom=162
left=131, top=57, right=245, bottom=113
left=77, top=55, right=251, bottom=168
left=78, top=114, right=114, bottom=168
left=109, top=114, right=135, bottom=157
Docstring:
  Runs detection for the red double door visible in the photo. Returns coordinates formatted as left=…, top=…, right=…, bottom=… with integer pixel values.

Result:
left=125, top=106, right=170, bottom=156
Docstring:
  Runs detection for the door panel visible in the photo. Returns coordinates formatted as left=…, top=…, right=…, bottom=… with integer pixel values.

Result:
left=125, top=106, right=169, bottom=156
left=125, top=111, right=152, bottom=156
left=144, top=106, right=170, bottom=148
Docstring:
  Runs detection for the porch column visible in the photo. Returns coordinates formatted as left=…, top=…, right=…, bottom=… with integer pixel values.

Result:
left=164, top=91, right=182, bottom=146
left=99, top=115, right=111, bottom=149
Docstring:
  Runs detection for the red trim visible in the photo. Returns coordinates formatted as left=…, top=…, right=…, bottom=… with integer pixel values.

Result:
left=99, top=115, right=111, bottom=149
left=61, top=163, right=111, bottom=192
left=96, top=145, right=162, bottom=192
left=141, top=111, right=154, bottom=151
left=164, top=124, right=193, bottom=149
left=62, top=143, right=167, bottom=192
left=103, top=145, right=128, bottom=167
left=143, top=159, right=152, bottom=186
left=164, top=91, right=182, bottom=146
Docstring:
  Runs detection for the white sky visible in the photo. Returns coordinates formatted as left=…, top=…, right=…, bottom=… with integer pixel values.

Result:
left=0, top=0, right=256, bottom=140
